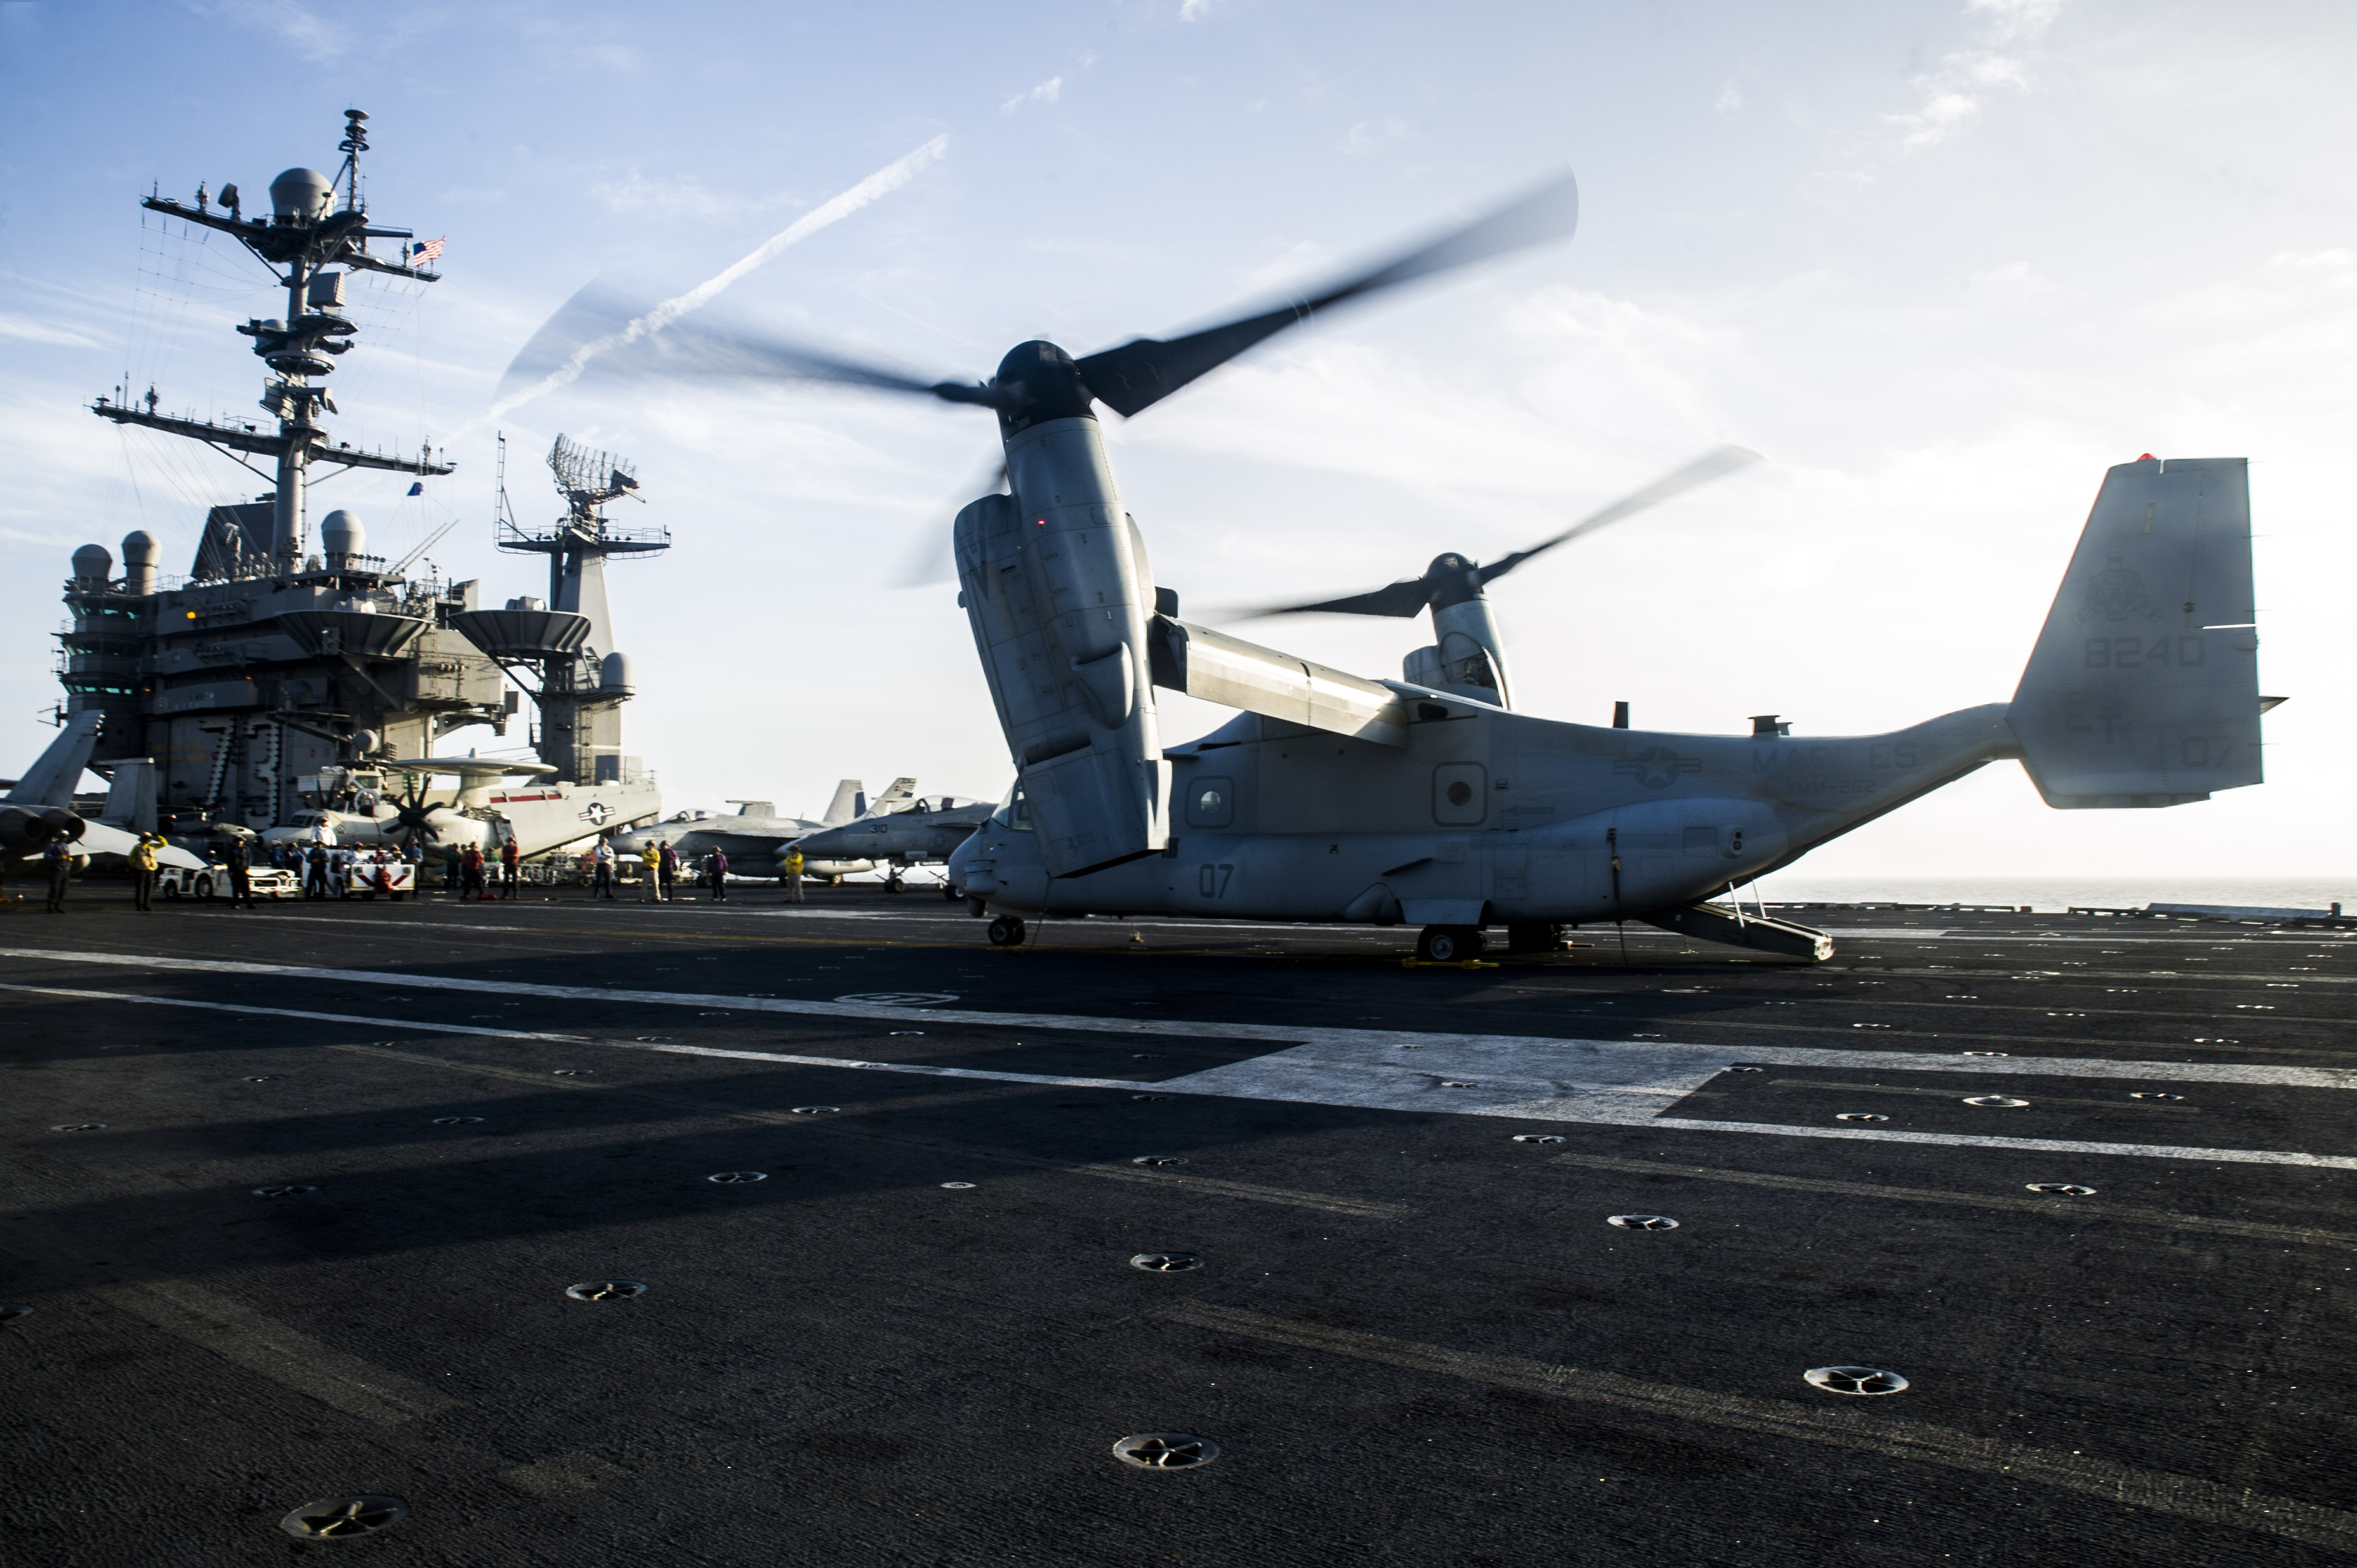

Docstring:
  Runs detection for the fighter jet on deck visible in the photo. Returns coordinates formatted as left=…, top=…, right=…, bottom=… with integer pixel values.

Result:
left=612, top=778, right=911, bottom=880
left=789, top=792, right=998, bottom=894
left=2, top=715, right=202, bottom=876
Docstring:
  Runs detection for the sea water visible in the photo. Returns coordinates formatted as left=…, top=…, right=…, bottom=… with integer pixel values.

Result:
left=1751, top=876, right=2352, bottom=915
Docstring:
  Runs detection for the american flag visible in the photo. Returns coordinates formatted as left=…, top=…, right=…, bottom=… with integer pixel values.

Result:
left=408, top=236, right=445, bottom=265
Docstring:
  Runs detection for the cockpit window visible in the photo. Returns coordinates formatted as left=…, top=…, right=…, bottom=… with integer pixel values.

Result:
left=993, top=783, right=1034, bottom=832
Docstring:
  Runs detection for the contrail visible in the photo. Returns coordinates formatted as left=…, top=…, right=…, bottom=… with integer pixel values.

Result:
left=482, top=134, right=950, bottom=424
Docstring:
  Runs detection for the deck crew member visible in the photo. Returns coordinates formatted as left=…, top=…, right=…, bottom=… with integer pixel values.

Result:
left=42, top=838, right=71, bottom=914
left=223, top=835, right=255, bottom=909
left=130, top=833, right=160, bottom=912
left=782, top=847, right=804, bottom=905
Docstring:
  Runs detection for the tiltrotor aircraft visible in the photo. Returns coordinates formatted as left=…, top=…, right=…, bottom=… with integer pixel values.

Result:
left=520, top=171, right=2266, bottom=961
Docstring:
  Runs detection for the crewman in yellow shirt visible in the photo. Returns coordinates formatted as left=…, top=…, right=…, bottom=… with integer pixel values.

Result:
left=130, top=833, right=161, bottom=912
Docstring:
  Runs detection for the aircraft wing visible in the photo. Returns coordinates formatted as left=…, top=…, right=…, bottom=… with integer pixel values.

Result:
left=74, top=821, right=203, bottom=866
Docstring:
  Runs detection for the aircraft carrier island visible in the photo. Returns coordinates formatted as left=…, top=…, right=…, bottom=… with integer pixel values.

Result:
left=5, top=118, right=2350, bottom=1568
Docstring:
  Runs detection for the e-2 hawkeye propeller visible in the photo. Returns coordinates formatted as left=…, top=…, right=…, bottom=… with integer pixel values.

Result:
left=1228, top=443, right=1760, bottom=708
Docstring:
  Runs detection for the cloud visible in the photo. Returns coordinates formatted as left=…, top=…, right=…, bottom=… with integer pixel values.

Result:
left=484, top=136, right=951, bottom=427
left=0, top=313, right=97, bottom=347
left=1887, top=0, right=2059, bottom=150
left=1967, top=0, right=2062, bottom=45
left=588, top=174, right=777, bottom=221
left=1341, top=116, right=1413, bottom=154
left=200, top=0, right=344, bottom=62
left=1000, top=75, right=1064, bottom=114
left=1180, top=0, right=1215, bottom=19
left=1715, top=84, right=1744, bottom=118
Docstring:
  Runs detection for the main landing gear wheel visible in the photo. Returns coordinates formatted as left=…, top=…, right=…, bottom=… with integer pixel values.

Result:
left=886, top=870, right=905, bottom=894
left=987, top=915, right=1028, bottom=948
left=1416, top=925, right=1484, bottom=962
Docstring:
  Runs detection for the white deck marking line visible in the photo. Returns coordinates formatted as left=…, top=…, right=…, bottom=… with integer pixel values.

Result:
left=1546, top=1153, right=2357, bottom=1248
left=1637, top=1118, right=2356, bottom=1169
left=6, top=948, right=2352, bottom=1167
left=0, top=982, right=593, bottom=1044
left=1160, top=1302, right=2357, bottom=1551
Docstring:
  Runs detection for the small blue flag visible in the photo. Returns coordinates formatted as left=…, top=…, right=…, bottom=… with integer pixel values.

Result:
left=407, top=481, right=423, bottom=496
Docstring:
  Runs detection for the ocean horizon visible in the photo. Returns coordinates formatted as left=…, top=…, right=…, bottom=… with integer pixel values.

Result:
left=1749, top=876, right=2351, bottom=915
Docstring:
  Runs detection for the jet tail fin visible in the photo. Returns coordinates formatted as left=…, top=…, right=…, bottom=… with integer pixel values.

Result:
left=100, top=759, right=160, bottom=832
left=873, top=776, right=917, bottom=808
left=2007, top=457, right=2263, bottom=808
left=4, top=712, right=103, bottom=807
left=822, top=779, right=864, bottom=826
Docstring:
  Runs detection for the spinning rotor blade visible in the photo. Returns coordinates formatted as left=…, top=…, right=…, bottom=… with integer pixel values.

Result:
left=898, top=460, right=1010, bottom=588
left=498, top=279, right=1003, bottom=410
left=1255, top=577, right=1440, bottom=619
left=1237, top=444, right=1762, bottom=622
left=645, top=318, right=1008, bottom=408
left=1475, top=444, right=1761, bottom=585
left=1076, top=171, right=1580, bottom=418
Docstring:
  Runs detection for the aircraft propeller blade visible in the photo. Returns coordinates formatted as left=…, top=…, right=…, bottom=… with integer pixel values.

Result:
left=496, top=279, right=1007, bottom=410
left=1475, top=444, right=1761, bottom=585
left=899, top=460, right=1010, bottom=589
left=1252, top=576, right=1440, bottom=620
left=1235, top=444, right=1762, bottom=620
left=1075, top=171, right=1580, bottom=418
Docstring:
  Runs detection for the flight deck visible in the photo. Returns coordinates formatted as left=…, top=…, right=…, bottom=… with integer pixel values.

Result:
left=3, top=886, right=2351, bottom=1565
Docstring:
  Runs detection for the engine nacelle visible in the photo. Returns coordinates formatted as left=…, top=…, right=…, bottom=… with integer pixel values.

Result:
left=955, top=417, right=1169, bottom=876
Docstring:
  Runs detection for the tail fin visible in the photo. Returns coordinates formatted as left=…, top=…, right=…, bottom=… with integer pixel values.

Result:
left=822, top=779, right=864, bottom=826
left=99, top=758, right=160, bottom=831
left=2009, top=456, right=2262, bottom=808
left=872, top=776, right=917, bottom=808
left=4, top=712, right=103, bottom=807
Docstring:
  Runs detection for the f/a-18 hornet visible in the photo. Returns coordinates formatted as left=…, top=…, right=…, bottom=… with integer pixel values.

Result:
left=612, top=779, right=980, bottom=883
left=518, top=171, right=2267, bottom=961
left=790, top=790, right=998, bottom=894
left=2, top=714, right=204, bottom=876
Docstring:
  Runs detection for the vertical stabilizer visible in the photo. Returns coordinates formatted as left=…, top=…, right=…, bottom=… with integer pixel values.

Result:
left=822, top=780, right=865, bottom=826
left=99, top=758, right=160, bottom=831
left=4, top=713, right=104, bottom=806
left=2009, top=457, right=2262, bottom=808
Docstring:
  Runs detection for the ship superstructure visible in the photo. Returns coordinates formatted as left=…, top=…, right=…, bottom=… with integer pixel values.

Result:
left=59, top=112, right=664, bottom=850
left=452, top=434, right=670, bottom=789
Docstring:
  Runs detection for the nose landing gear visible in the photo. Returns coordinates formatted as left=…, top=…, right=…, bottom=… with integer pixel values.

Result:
left=987, top=914, right=1028, bottom=948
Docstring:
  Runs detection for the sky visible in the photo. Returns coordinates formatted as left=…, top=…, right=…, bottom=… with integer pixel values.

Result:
left=1, top=0, right=2349, bottom=877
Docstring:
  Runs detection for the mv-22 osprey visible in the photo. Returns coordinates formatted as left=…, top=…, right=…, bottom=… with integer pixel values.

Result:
left=535, top=172, right=2266, bottom=961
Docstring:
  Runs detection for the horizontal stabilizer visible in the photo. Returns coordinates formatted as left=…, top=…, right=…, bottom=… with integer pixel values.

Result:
left=2009, top=457, right=2262, bottom=808
left=1147, top=616, right=1407, bottom=746
left=1638, top=902, right=1833, bottom=962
